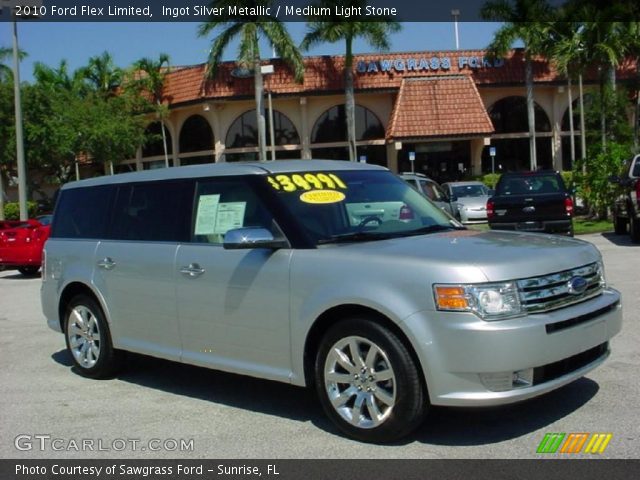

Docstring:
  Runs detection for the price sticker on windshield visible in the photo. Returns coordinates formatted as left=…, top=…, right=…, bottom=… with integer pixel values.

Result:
left=267, top=173, right=347, bottom=192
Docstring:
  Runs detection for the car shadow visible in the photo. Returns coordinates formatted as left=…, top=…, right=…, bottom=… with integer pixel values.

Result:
left=0, top=271, right=40, bottom=280
left=600, top=232, right=639, bottom=247
left=411, top=378, right=599, bottom=446
left=51, top=349, right=326, bottom=426
left=51, top=349, right=600, bottom=445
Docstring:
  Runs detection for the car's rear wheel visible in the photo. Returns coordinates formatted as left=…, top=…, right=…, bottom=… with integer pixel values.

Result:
left=630, top=214, right=640, bottom=244
left=315, top=317, right=426, bottom=443
left=18, top=266, right=40, bottom=276
left=64, top=295, right=123, bottom=378
left=613, top=215, right=627, bottom=235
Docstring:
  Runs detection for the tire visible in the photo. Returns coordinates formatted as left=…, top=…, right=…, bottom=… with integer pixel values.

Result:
left=18, top=266, right=40, bottom=276
left=613, top=215, right=627, bottom=235
left=630, top=214, right=640, bottom=244
left=315, top=317, right=427, bottom=443
left=567, top=223, right=574, bottom=237
left=64, top=294, right=123, bottom=378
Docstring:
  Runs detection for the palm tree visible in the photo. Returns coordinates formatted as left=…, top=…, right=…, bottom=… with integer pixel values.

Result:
left=0, top=46, right=27, bottom=82
left=33, top=60, right=86, bottom=94
left=133, top=54, right=172, bottom=168
left=302, top=1, right=400, bottom=161
left=575, top=21, right=628, bottom=149
left=549, top=20, right=587, bottom=166
left=81, top=51, right=123, bottom=96
left=198, top=0, right=304, bottom=161
left=481, top=0, right=553, bottom=170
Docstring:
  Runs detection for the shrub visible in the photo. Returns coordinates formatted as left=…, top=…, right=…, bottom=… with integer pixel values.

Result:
left=560, top=171, right=573, bottom=189
left=3, top=201, right=37, bottom=220
left=573, top=142, right=631, bottom=219
left=481, top=173, right=501, bottom=189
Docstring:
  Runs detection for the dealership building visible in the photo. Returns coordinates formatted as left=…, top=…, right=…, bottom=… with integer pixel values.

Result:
left=119, top=48, right=636, bottom=182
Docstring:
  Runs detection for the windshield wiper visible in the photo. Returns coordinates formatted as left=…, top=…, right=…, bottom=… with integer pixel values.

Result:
left=404, top=224, right=466, bottom=236
left=317, top=225, right=465, bottom=244
left=317, top=231, right=399, bottom=245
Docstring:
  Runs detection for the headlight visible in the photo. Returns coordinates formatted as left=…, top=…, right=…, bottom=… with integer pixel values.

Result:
left=433, top=282, right=522, bottom=320
left=597, top=260, right=607, bottom=287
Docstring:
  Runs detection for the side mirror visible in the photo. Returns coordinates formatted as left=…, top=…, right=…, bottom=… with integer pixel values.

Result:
left=223, top=227, right=287, bottom=250
left=449, top=195, right=458, bottom=202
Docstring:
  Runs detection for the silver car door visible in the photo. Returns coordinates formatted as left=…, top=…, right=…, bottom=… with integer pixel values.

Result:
left=175, top=177, right=293, bottom=382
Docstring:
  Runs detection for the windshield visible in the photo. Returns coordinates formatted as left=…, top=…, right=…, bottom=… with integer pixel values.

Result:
left=451, top=184, right=488, bottom=198
left=266, top=170, right=462, bottom=245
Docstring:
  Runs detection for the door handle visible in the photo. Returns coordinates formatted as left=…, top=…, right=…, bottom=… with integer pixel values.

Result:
left=97, top=257, right=116, bottom=270
left=180, top=263, right=205, bottom=277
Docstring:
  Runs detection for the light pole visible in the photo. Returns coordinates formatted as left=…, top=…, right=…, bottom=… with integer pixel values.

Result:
left=12, top=15, right=28, bottom=220
left=451, top=9, right=460, bottom=50
left=260, top=64, right=276, bottom=161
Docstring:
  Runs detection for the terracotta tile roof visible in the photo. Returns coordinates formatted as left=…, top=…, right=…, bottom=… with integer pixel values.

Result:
left=161, top=49, right=638, bottom=107
left=386, top=76, right=494, bottom=140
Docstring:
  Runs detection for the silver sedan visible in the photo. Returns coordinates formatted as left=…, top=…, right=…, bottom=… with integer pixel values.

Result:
left=443, top=181, right=492, bottom=224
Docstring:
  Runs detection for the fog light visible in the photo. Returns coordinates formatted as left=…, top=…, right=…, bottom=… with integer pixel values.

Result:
left=512, top=369, right=533, bottom=388
left=480, top=368, right=534, bottom=392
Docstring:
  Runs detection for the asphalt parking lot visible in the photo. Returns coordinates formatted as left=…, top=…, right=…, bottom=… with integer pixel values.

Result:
left=0, top=232, right=638, bottom=459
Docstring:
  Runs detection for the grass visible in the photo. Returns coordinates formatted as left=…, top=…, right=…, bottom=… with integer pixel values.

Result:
left=573, top=217, right=613, bottom=235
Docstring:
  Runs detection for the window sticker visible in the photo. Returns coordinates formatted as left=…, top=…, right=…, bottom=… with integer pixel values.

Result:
left=213, top=202, right=246, bottom=234
left=267, top=173, right=347, bottom=192
left=300, top=190, right=346, bottom=204
left=194, top=194, right=220, bottom=235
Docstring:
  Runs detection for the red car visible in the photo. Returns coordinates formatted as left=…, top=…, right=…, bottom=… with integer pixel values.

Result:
left=0, top=215, right=52, bottom=276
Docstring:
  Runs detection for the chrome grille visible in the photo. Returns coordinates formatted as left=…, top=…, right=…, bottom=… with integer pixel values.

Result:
left=516, top=262, right=604, bottom=313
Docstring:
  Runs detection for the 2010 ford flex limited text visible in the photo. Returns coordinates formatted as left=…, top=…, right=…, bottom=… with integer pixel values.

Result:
left=41, top=160, right=622, bottom=442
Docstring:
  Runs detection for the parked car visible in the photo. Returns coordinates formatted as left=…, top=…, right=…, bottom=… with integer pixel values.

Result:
left=487, top=171, right=574, bottom=235
left=42, top=160, right=621, bottom=443
left=0, top=215, right=52, bottom=275
left=442, top=181, right=493, bottom=224
left=399, top=172, right=455, bottom=216
left=610, top=154, right=640, bottom=243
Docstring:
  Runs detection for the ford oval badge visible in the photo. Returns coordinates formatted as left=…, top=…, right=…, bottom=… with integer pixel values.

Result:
left=567, top=276, right=588, bottom=295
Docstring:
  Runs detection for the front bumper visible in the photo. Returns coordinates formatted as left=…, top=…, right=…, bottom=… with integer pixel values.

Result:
left=401, top=288, right=622, bottom=406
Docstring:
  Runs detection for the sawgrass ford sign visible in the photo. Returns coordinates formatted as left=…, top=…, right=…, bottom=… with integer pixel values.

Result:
left=357, top=55, right=505, bottom=74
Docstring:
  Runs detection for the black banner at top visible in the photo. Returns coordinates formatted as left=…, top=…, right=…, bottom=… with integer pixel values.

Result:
left=1, top=0, right=640, bottom=22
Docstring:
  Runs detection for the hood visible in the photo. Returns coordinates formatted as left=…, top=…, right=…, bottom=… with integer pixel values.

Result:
left=328, top=229, right=599, bottom=283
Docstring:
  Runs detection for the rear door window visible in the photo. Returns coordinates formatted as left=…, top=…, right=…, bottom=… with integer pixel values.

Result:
left=109, top=181, right=193, bottom=242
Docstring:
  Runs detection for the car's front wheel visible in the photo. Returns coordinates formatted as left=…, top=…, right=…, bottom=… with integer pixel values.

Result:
left=64, top=295, right=123, bottom=378
left=613, top=214, right=627, bottom=235
left=315, top=317, right=427, bottom=443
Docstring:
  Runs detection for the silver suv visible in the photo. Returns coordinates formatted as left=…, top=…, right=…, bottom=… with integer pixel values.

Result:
left=42, top=160, right=622, bottom=442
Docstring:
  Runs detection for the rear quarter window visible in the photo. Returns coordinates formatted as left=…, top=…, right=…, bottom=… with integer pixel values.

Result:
left=51, top=185, right=115, bottom=239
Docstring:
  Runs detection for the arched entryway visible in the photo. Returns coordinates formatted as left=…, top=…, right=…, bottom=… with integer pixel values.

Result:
left=310, top=104, right=386, bottom=167
left=179, top=114, right=214, bottom=166
left=483, top=96, right=552, bottom=173
left=224, top=109, right=301, bottom=162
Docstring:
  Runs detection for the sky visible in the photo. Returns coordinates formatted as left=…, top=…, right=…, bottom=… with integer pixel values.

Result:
left=0, top=22, right=503, bottom=82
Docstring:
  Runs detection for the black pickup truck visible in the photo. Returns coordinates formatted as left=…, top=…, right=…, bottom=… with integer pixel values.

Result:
left=487, top=171, right=574, bottom=235
left=610, top=154, right=640, bottom=243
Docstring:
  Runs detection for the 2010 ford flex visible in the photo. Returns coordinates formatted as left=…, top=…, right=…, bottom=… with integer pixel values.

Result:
left=41, top=160, right=622, bottom=442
